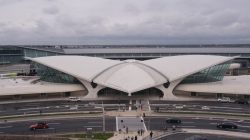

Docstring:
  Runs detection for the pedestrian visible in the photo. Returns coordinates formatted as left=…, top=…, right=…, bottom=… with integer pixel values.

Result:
left=140, top=129, right=143, bottom=136
left=131, top=136, right=134, bottom=140
left=135, top=136, right=137, bottom=140
left=137, top=129, right=140, bottom=135
left=150, top=131, right=153, bottom=139
left=126, top=126, right=128, bottom=134
left=172, top=125, right=176, bottom=131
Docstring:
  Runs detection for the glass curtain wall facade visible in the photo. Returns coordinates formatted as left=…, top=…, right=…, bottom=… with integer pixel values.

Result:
left=181, top=62, right=231, bottom=84
left=0, top=46, right=23, bottom=64
left=33, top=63, right=80, bottom=84
left=23, top=49, right=59, bottom=58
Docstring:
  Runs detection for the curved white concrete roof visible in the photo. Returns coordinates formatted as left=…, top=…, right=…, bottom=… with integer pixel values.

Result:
left=28, top=56, right=122, bottom=82
left=28, top=55, right=235, bottom=93
left=94, top=62, right=166, bottom=93
left=141, top=55, right=235, bottom=82
left=175, top=76, right=250, bottom=95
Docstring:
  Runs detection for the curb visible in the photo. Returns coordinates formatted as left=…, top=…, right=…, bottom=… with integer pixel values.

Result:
left=156, top=110, right=250, bottom=117
left=0, top=111, right=102, bottom=120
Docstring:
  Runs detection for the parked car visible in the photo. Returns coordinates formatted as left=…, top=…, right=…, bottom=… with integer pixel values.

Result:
left=217, top=97, right=231, bottom=103
left=174, top=104, right=185, bottom=109
left=68, top=97, right=81, bottom=102
left=29, top=122, right=49, bottom=130
left=235, top=99, right=249, bottom=104
left=217, top=122, right=238, bottom=129
left=166, top=118, right=182, bottom=124
left=201, top=106, right=210, bottom=110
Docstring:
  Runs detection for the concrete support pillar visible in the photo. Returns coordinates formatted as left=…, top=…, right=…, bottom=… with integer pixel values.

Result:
left=79, top=79, right=105, bottom=99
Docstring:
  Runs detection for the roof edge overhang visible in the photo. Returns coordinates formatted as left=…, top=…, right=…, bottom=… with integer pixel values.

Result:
left=170, top=55, right=239, bottom=82
left=26, top=56, right=93, bottom=82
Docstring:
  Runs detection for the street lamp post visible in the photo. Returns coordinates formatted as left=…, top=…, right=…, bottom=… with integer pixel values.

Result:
left=102, top=101, right=105, bottom=132
left=95, top=103, right=105, bottom=132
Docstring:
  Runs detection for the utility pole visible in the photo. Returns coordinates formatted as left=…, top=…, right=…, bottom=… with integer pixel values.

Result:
left=102, top=101, right=105, bottom=132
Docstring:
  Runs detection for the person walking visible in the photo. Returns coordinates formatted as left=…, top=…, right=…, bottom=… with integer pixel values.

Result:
left=150, top=131, right=153, bottom=139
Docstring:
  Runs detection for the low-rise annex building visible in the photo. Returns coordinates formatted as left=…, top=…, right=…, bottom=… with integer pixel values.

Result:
left=0, top=55, right=248, bottom=101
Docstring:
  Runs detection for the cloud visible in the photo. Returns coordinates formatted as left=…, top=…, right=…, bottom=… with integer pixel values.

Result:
left=0, top=0, right=250, bottom=44
left=43, top=6, right=59, bottom=15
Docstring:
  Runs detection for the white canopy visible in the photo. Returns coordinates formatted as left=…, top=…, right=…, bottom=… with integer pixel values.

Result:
left=28, top=55, right=235, bottom=93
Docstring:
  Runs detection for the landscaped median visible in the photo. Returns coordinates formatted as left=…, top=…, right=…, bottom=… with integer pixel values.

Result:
left=0, top=111, right=103, bottom=121
left=0, top=133, right=114, bottom=140
left=58, top=132, right=114, bottom=140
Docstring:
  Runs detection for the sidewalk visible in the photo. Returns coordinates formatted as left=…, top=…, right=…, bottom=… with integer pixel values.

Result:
left=108, top=131, right=150, bottom=140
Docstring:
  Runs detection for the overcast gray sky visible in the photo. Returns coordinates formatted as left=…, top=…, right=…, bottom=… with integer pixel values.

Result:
left=0, top=0, right=250, bottom=45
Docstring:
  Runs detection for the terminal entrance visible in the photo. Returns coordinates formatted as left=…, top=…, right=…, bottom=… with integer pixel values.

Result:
left=97, top=87, right=163, bottom=98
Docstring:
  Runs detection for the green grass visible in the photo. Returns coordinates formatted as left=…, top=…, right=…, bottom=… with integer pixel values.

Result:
left=61, top=133, right=113, bottom=140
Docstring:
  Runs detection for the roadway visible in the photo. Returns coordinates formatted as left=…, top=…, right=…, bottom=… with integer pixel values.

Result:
left=150, top=100, right=250, bottom=114
left=1, top=116, right=250, bottom=136
left=1, top=100, right=250, bottom=117
left=0, top=117, right=116, bottom=135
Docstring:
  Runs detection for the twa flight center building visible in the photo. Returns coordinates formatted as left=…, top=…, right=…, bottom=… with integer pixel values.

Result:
left=1, top=54, right=249, bottom=101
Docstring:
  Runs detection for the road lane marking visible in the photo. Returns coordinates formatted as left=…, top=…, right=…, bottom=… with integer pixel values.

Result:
left=237, top=129, right=247, bottom=132
left=87, top=122, right=102, bottom=124
left=141, top=116, right=147, bottom=131
left=48, top=123, right=61, bottom=125
left=211, top=106, right=243, bottom=110
left=116, top=117, right=118, bottom=131
left=25, top=111, right=39, bottom=114
left=83, top=126, right=102, bottom=127
left=180, top=126, right=196, bottom=128
left=183, top=122, right=194, bottom=124
left=0, top=126, right=12, bottom=129
left=48, top=128, right=55, bottom=130
left=237, top=125, right=250, bottom=128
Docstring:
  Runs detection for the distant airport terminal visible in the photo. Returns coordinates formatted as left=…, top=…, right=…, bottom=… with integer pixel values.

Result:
left=1, top=45, right=250, bottom=101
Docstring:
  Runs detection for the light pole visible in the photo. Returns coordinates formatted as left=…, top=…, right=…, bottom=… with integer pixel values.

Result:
left=95, top=103, right=105, bottom=132
left=102, top=101, right=105, bottom=132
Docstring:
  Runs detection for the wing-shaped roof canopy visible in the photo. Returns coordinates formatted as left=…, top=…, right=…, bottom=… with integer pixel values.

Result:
left=28, top=56, right=122, bottom=82
left=28, top=55, right=236, bottom=93
left=141, top=55, right=235, bottom=82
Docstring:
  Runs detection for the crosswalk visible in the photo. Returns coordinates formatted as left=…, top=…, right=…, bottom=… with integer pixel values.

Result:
left=116, top=116, right=147, bottom=132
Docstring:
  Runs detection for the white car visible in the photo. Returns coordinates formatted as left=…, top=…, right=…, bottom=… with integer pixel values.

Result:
left=217, top=97, right=231, bottom=103
left=174, top=105, right=185, bottom=109
left=201, top=106, right=210, bottom=110
left=68, top=97, right=81, bottom=102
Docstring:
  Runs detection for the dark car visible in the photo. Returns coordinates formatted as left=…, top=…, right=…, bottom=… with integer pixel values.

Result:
left=217, top=122, right=238, bottom=129
left=166, top=118, right=182, bottom=124
left=29, top=122, right=49, bottom=130
left=235, top=99, right=249, bottom=104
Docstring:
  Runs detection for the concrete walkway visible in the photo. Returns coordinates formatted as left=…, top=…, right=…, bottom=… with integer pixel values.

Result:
left=108, top=131, right=150, bottom=140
